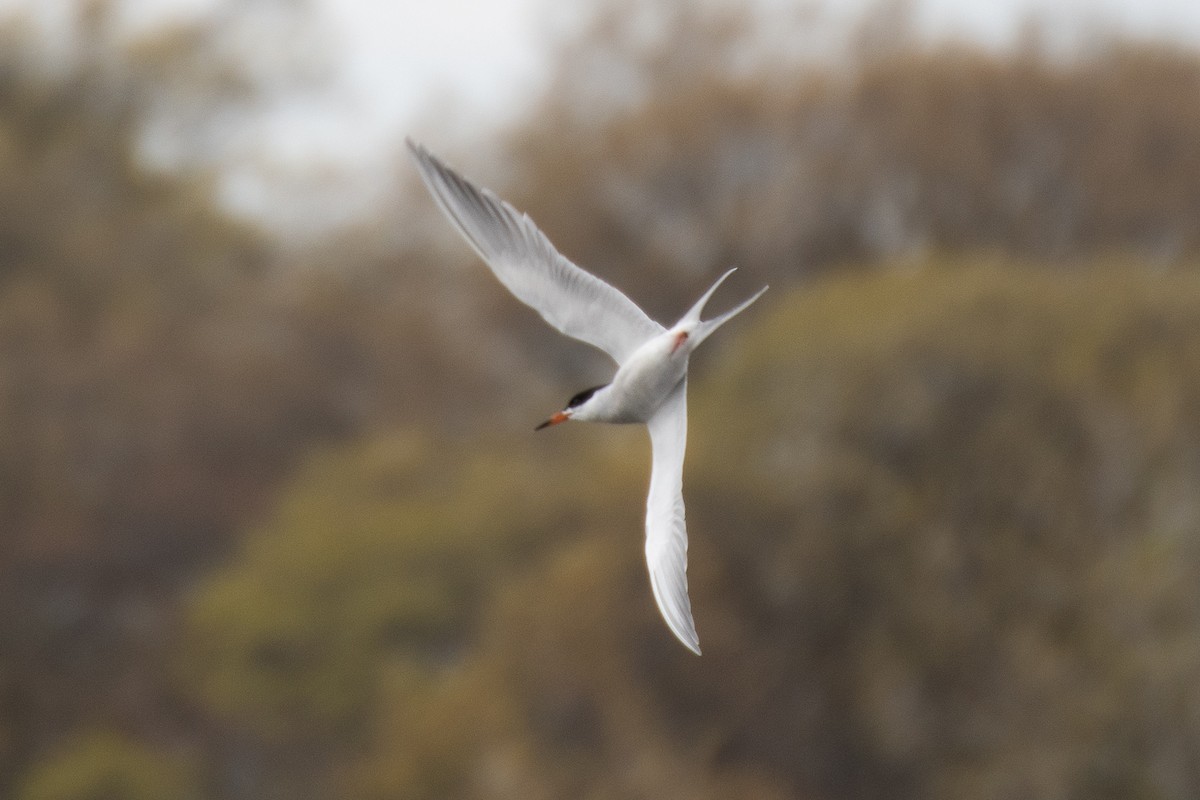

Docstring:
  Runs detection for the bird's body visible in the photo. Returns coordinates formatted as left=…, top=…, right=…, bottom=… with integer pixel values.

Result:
left=577, top=331, right=687, bottom=424
left=408, top=139, right=766, bottom=654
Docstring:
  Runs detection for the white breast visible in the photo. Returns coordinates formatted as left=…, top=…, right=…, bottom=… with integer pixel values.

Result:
left=603, top=332, right=689, bottom=423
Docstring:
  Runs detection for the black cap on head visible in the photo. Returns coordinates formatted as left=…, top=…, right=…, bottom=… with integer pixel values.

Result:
left=566, top=384, right=607, bottom=409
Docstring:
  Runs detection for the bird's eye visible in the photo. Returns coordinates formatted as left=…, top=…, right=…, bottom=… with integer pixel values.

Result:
left=566, top=384, right=606, bottom=409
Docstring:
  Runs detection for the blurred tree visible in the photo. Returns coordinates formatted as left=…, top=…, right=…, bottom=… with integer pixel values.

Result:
left=177, top=428, right=645, bottom=798
left=490, top=0, right=1200, bottom=318
left=16, top=731, right=200, bottom=800
left=9, top=0, right=1200, bottom=798
left=0, top=2, right=368, bottom=794
left=679, top=264, right=1200, bottom=800
left=265, top=264, right=1200, bottom=800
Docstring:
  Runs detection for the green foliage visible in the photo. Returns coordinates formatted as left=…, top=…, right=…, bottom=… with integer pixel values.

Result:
left=0, top=7, right=402, bottom=796
left=334, top=264, right=1200, bottom=799
left=11, top=0, right=1200, bottom=798
left=0, top=11, right=360, bottom=791
left=171, top=262, right=1200, bottom=798
left=683, top=264, right=1200, bottom=799
left=17, top=732, right=199, bottom=800
left=179, top=428, right=646, bottom=740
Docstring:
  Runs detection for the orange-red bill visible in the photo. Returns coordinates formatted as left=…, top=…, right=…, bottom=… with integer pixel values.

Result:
left=534, top=411, right=570, bottom=431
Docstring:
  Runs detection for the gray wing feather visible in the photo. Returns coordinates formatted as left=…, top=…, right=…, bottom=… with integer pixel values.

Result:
left=407, top=140, right=664, bottom=364
left=645, top=379, right=701, bottom=654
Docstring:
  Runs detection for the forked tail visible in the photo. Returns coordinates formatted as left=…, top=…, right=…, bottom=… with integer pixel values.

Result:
left=677, top=268, right=768, bottom=348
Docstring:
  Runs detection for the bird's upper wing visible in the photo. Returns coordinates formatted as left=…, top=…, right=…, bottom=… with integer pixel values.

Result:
left=644, top=378, right=700, bottom=655
left=408, top=140, right=665, bottom=365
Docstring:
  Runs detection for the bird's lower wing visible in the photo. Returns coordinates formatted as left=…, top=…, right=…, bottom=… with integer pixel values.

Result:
left=407, top=140, right=664, bottom=365
left=645, top=378, right=701, bottom=655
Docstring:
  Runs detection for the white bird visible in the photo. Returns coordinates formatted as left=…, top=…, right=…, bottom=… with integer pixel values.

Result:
left=407, top=140, right=767, bottom=655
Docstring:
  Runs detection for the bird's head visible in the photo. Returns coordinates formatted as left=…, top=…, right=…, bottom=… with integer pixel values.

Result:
left=535, top=384, right=606, bottom=430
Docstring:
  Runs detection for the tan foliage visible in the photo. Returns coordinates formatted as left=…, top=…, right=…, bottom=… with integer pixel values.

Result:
left=179, top=265, right=1200, bottom=799
left=9, top=1, right=1200, bottom=798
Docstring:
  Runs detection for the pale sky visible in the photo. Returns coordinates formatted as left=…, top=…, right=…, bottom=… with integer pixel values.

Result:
left=336, top=0, right=1200, bottom=154
left=269, top=0, right=1200, bottom=227
left=5, top=0, right=1200, bottom=227
left=9, top=0, right=1200, bottom=155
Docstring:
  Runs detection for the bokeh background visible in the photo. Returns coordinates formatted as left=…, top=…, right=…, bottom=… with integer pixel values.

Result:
left=5, top=0, right=1200, bottom=798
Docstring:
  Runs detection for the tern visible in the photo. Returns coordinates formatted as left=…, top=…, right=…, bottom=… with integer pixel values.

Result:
left=408, top=140, right=767, bottom=655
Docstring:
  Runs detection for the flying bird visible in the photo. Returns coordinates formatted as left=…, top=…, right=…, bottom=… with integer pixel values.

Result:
left=407, top=140, right=767, bottom=655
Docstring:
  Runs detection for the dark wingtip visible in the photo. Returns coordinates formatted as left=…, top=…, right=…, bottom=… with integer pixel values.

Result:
left=405, top=138, right=439, bottom=168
